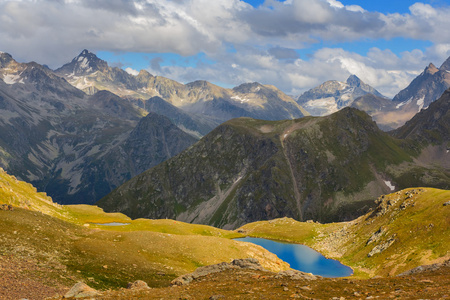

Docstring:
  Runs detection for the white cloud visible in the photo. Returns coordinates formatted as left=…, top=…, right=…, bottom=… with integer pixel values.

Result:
left=1, top=0, right=450, bottom=99
left=125, top=67, right=139, bottom=76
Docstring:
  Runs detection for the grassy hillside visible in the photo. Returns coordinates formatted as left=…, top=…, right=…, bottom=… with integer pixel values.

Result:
left=240, top=188, right=450, bottom=278
left=0, top=167, right=288, bottom=298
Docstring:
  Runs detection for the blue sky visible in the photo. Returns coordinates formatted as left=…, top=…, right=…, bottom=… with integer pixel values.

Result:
left=1, top=0, right=450, bottom=96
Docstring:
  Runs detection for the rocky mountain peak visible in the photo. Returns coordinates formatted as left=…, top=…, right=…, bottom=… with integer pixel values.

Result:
left=0, top=52, right=16, bottom=68
left=346, top=74, right=363, bottom=87
left=186, top=80, right=213, bottom=89
left=233, top=82, right=264, bottom=94
left=55, top=49, right=108, bottom=76
left=439, top=56, right=450, bottom=71
left=425, top=63, right=439, bottom=75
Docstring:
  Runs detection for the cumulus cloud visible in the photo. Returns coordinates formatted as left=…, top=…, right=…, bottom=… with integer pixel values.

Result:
left=1, top=0, right=450, bottom=97
left=154, top=45, right=439, bottom=98
left=125, top=67, right=139, bottom=76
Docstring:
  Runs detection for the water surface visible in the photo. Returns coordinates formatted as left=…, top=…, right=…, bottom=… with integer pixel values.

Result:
left=93, top=222, right=130, bottom=226
left=235, top=237, right=353, bottom=277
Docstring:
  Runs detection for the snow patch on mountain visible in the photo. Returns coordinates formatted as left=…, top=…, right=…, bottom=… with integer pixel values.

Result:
left=396, top=97, right=412, bottom=109
left=2, top=74, right=23, bottom=85
left=303, top=97, right=339, bottom=115
left=384, top=180, right=395, bottom=191
left=417, top=97, right=425, bottom=112
left=231, top=95, right=249, bottom=103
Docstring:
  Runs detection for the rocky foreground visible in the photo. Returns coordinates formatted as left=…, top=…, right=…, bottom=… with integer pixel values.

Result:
left=3, top=258, right=448, bottom=299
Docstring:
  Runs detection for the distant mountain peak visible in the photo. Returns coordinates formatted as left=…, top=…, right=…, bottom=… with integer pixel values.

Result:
left=0, top=52, right=15, bottom=67
left=55, top=49, right=108, bottom=76
left=233, top=82, right=264, bottom=93
left=346, top=74, right=363, bottom=87
left=425, top=63, right=439, bottom=75
left=297, top=75, right=384, bottom=116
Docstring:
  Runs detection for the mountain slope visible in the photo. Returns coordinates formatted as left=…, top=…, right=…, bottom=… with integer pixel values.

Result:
left=391, top=89, right=450, bottom=143
left=98, top=105, right=448, bottom=229
left=350, top=94, right=398, bottom=130
left=297, top=75, right=385, bottom=116
left=393, top=58, right=450, bottom=111
left=0, top=52, right=197, bottom=205
left=144, top=96, right=219, bottom=138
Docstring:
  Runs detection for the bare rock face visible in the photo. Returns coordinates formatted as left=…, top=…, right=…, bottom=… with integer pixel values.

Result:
left=397, top=259, right=450, bottom=276
left=64, top=282, right=99, bottom=298
left=367, top=235, right=396, bottom=257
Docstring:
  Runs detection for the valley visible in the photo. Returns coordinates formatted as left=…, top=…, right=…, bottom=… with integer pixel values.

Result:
left=0, top=168, right=449, bottom=299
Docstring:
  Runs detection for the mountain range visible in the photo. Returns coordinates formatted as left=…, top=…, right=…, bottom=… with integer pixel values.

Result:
left=298, top=57, right=450, bottom=131
left=1, top=49, right=449, bottom=218
left=56, top=50, right=308, bottom=128
left=98, top=93, right=449, bottom=229
left=0, top=52, right=196, bottom=204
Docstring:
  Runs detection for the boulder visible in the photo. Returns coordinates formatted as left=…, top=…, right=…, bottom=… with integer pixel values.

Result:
left=64, top=282, right=99, bottom=298
left=275, top=270, right=318, bottom=281
left=127, top=280, right=150, bottom=290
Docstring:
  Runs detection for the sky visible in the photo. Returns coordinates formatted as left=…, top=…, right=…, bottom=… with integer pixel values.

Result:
left=1, top=0, right=450, bottom=97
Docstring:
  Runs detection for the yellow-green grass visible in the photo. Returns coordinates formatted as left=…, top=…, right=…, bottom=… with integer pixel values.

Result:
left=337, top=188, right=450, bottom=277
left=65, top=204, right=240, bottom=238
left=0, top=168, right=288, bottom=290
left=239, top=217, right=343, bottom=245
left=0, top=168, right=239, bottom=238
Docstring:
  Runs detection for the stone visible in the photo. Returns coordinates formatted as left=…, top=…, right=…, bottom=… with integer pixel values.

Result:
left=0, top=204, right=13, bottom=211
left=275, top=270, right=318, bottom=281
left=209, top=295, right=225, bottom=300
left=127, top=280, right=150, bottom=290
left=367, top=235, right=396, bottom=257
left=443, top=201, right=450, bottom=206
left=366, top=227, right=385, bottom=245
left=231, top=258, right=264, bottom=270
left=64, top=282, right=99, bottom=298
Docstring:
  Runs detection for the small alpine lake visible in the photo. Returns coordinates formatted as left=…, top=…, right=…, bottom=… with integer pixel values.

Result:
left=93, top=222, right=131, bottom=226
left=235, top=237, right=353, bottom=278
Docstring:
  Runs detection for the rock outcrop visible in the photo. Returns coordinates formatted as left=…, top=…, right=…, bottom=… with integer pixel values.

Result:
left=171, top=258, right=266, bottom=286
left=64, top=282, right=99, bottom=299
left=127, top=280, right=151, bottom=290
left=397, top=260, right=450, bottom=276
left=171, top=258, right=317, bottom=286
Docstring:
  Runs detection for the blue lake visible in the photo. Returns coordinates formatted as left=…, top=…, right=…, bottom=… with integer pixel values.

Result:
left=235, top=237, right=353, bottom=278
